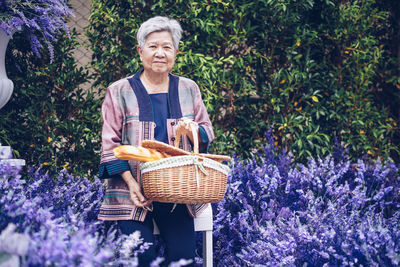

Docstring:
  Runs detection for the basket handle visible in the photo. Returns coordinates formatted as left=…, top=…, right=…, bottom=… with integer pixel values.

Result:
left=174, top=120, right=199, bottom=154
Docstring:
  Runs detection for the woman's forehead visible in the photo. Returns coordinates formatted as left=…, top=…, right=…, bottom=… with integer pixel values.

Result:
left=146, top=39, right=173, bottom=45
left=145, top=31, right=173, bottom=43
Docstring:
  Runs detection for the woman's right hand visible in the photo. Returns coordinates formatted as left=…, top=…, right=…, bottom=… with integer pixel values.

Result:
left=121, top=171, right=152, bottom=208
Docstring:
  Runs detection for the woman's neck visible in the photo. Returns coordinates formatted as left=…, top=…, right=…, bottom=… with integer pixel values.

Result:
left=140, top=70, right=169, bottom=94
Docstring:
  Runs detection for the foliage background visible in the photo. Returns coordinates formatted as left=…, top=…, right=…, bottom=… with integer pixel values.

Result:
left=0, top=30, right=102, bottom=177
left=87, top=0, right=400, bottom=163
left=0, top=0, right=399, bottom=175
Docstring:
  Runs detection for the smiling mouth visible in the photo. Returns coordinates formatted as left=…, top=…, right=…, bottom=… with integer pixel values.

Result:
left=153, top=61, right=166, bottom=64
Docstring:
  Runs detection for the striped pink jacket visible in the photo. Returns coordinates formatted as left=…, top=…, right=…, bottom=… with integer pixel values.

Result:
left=98, top=70, right=215, bottom=221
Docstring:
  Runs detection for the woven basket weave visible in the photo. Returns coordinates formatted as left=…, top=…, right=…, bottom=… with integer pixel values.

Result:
left=140, top=123, right=229, bottom=204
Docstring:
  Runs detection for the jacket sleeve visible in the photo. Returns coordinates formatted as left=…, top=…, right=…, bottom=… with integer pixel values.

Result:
left=192, top=82, right=215, bottom=153
left=98, top=85, right=130, bottom=179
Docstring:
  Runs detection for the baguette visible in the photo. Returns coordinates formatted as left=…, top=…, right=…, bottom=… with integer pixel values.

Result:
left=113, top=145, right=170, bottom=162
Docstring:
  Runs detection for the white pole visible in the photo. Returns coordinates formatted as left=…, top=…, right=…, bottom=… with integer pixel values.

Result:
left=0, top=29, right=14, bottom=109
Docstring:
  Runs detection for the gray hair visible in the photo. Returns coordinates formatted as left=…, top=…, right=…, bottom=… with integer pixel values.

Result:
left=137, top=16, right=182, bottom=50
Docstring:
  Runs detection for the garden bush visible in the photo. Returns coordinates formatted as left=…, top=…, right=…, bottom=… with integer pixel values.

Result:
left=0, top=163, right=148, bottom=266
left=0, top=30, right=102, bottom=177
left=88, top=0, right=400, bottom=163
left=0, top=162, right=213, bottom=266
left=1, top=137, right=399, bottom=266
left=213, top=134, right=400, bottom=266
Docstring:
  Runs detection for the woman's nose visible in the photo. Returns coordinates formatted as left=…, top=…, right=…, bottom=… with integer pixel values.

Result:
left=154, top=47, right=165, bottom=57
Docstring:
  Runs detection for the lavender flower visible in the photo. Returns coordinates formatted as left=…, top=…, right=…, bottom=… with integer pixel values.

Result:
left=0, top=223, right=30, bottom=256
left=0, top=0, right=73, bottom=62
left=1, top=136, right=399, bottom=266
left=171, top=259, right=194, bottom=266
left=120, top=231, right=142, bottom=258
left=213, top=139, right=400, bottom=266
left=0, top=162, right=146, bottom=266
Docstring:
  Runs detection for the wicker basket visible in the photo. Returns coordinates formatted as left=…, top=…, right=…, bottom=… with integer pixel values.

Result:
left=140, top=124, right=229, bottom=204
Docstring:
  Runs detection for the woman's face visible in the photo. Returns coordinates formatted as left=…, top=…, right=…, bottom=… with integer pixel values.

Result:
left=138, top=31, right=177, bottom=76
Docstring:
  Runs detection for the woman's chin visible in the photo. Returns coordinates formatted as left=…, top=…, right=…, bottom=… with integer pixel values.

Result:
left=147, top=67, right=171, bottom=75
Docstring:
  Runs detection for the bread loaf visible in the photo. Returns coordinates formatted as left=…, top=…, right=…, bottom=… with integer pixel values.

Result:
left=113, top=145, right=170, bottom=162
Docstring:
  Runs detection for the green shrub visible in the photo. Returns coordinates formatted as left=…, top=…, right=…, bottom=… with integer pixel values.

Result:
left=0, top=30, right=102, bottom=177
left=87, top=0, right=400, bottom=163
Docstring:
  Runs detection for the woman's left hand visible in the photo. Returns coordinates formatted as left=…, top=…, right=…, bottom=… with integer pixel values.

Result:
left=176, top=119, right=198, bottom=143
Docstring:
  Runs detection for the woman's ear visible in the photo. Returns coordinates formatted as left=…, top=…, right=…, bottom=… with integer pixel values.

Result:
left=137, top=46, right=142, bottom=60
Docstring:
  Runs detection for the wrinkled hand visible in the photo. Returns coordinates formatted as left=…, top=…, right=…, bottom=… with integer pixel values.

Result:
left=176, top=119, right=198, bottom=143
left=120, top=171, right=152, bottom=209
left=127, top=180, right=152, bottom=208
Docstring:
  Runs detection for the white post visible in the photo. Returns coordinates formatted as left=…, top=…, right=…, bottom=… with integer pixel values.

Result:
left=0, top=29, right=14, bottom=109
left=0, top=29, right=25, bottom=168
left=0, top=144, right=25, bottom=167
left=203, top=230, right=213, bottom=267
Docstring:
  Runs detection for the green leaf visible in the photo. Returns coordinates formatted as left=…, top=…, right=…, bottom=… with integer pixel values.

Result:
left=311, top=96, right=319, bottom=102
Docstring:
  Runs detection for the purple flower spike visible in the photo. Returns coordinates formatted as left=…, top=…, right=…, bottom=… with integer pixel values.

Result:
left=1, top=1, right=73, bottom=60
left=0, top=164, right=150, bottom=266
left=213, top=136, right=400, bottom=266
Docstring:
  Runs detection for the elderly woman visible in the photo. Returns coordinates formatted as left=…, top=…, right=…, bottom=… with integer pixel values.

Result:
left=97, top=16, right=214, bottom=266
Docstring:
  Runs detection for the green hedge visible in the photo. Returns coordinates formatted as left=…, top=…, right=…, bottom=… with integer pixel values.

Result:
left=88, top=0, right=400, bottom=162
left=0, top=30, right=102, bottom=177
